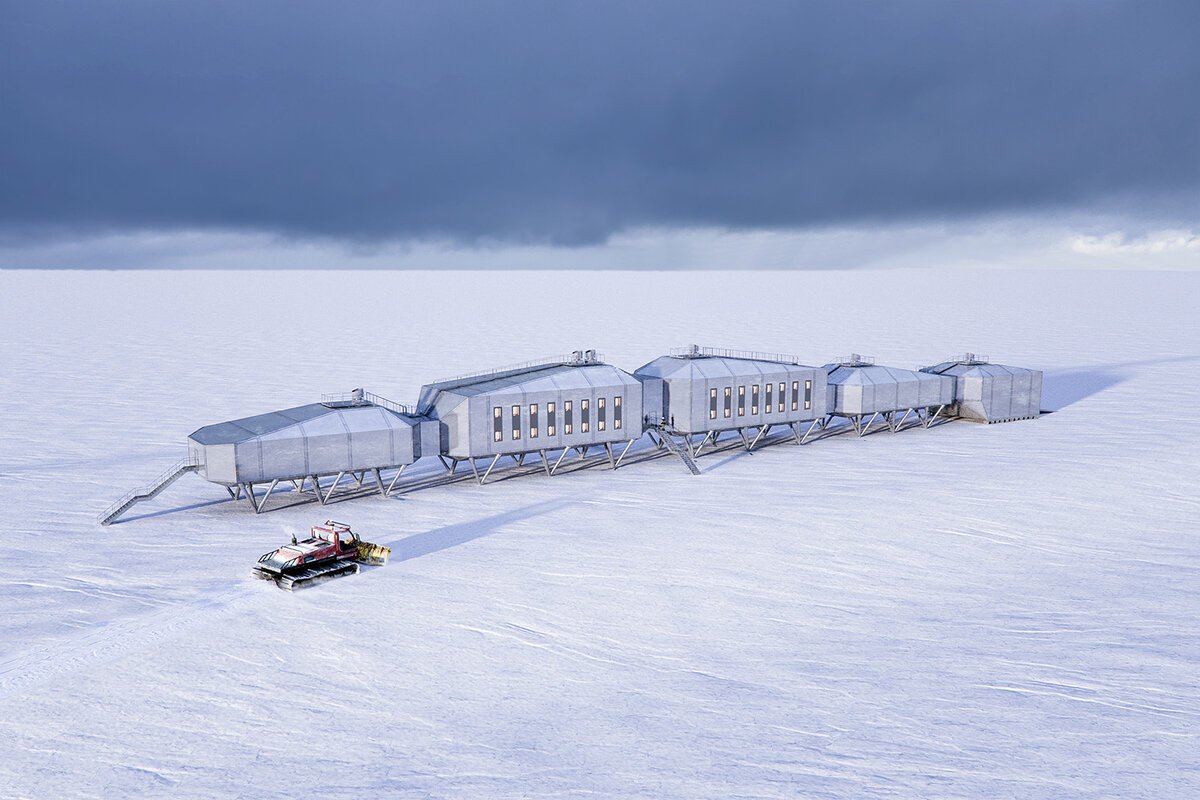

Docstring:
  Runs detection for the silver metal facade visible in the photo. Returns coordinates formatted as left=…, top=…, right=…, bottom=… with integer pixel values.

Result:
left=635, top=350, right=827, bottom=434
left=418, top=354, right=644, bottom=459
left=188, top=402, right=436, bottom=485
left=921, top=356, right=1043, bottom=423
left=824, top=359, right=956, bottom=416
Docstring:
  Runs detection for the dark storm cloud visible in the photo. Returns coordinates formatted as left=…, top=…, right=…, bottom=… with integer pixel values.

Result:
left=2, top=1, right=1198, bottom=245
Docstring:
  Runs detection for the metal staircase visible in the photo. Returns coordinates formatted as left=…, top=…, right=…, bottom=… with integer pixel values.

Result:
left=651, top=428, right=702, bottom=475
left=98, top=457, right=200, bottom=526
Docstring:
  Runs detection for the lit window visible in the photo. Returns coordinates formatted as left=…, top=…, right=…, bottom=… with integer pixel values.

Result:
left=738, top=386, right=746, bottom=416
left=493, top=406, right=502, bottom=442
left=792, top=381, right=799, bottom=411
left=709, top=388, right=718, bottom=419
left=724, top=387, right=732, bottom=418
left=751, top=384, right=759, bottom=415
left=547, top=402, right=556, bottom=436
left=778, top=382, right=785, bottom=412
left=511, top=405, right=521, bottom=440
left=765, top=383, right=773, bottom=414
left=564, top=400, right=573, bottom=434
left=530, top=403, right=539, bottom=438
left=598, top=397, right=606, bottom=431
left=614, top=396, right=622, bottom=430
left=581, top=399, right=590, bottom=433
left=804, top=380, right=812, bottom=410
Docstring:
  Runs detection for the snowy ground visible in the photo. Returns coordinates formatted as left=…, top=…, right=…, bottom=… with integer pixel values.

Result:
left=1, top=268, right=1198, bottom=799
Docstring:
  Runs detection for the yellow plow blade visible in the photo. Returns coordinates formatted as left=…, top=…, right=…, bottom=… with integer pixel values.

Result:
left=355, top=541, right=391, bottom=566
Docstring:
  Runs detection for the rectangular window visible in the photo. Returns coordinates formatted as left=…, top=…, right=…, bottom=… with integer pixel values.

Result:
left=581, top=399, right=590, bottom=433
left=511, top=405, right=521, bottom=440
left=738, top=386, right=746, bottom=416
left=792, top=381, right=799, bottom=411
left=724, top=386, right=732, bottom=418
left=804, top=379, right=812, bottom=410
left=530, top=403, right=539, bottom=438
left=709, top=388, right=718, bottom=419
left=493, top=406, right=503, bottom=442
left=614, top=396, right=622, bottom=430
left=778, top=382, right=785, bottom=412
left=547, top=402, right=556, bottom=436
left=598, top=397, right=606, bottom=431
left=765, top=383, right=773, bottom=413
left=751, top=384, right=759, bottom=415
left=564, top=400, right=573, bottom=434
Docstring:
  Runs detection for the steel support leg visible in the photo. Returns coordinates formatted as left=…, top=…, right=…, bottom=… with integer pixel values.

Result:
left=324, top=472, right=345, bottom=504
left=467, top=458, right=481, bottom=481
left=748, top=425, right=769, bottom=451
left=550, top=448, right=570, bottom=476
left=614, top=438, right=636, bottom=468
left=385, top=464, right=407, bottom=495
left=859, top=412, right=879, bottom=437
left=604, top=442, right=615, bottom=468
left=255, top=479, right=279, bottom=513
left=479, top=454, right=501, bottom=485
left=539, top=450, right=551, bottom=476
left=373, top=468, right=386, bottom=497
left=246, top=483, right=257, bottom=512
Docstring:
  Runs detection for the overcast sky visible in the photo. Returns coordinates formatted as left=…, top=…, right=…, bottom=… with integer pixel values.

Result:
left=2, top=1, right=1198, bottom=269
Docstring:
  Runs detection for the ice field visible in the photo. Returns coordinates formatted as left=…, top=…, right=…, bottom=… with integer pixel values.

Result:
left=1, top=268, right=1198, bottom=798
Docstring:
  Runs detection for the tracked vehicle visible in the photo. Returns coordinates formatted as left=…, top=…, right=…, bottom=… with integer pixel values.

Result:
left=254, top=520, right=390, bottom=591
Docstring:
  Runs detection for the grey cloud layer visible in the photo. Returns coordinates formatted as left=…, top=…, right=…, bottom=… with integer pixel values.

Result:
left=2, top=1, right=1198, bottom=244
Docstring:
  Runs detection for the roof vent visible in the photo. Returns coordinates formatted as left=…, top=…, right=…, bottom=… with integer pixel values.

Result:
left=836, top=353, right=875, bottom=367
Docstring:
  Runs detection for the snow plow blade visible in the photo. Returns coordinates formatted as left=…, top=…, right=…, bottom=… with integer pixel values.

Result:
left=355, top=541, right=390, bottom=566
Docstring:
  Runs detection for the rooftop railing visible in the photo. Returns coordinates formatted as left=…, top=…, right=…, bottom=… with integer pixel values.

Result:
left=831, top=353, right=876, bottom=367
left=321, top=390, right=417, bottom=416
left=669, top=344, right=806, bottom=365
left=426, top=349, right=604, bottom=386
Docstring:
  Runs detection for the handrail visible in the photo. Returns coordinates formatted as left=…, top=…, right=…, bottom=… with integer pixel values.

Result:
left=97, top=456, right=200, bottom=524
left=320, top=390, right=418, bottom=416
left=425, top=350, right=604, bottom=386
left=669, top=344, right=806, bottom=365
left=830, top=353, right=876, bottom=367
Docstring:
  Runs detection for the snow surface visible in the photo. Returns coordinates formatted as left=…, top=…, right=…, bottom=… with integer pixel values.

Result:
left=1, top=268, right=1198, bottom=799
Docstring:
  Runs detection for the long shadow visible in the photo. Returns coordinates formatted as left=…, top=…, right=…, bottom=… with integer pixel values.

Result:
left=380, top=498, right=575, bottom=563
left=1043, top=355, right=1200, bottom=411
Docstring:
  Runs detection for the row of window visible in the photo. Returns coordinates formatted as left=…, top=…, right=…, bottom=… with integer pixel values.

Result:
left=494, top=397, right=623, bottom=442
left=708, top=380, right=812, bottom=419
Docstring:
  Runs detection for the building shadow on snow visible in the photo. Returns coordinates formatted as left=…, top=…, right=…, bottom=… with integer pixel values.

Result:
left=381, top=498, right=574, bottom=563
left=1043, top=355, right=1199, bottom=411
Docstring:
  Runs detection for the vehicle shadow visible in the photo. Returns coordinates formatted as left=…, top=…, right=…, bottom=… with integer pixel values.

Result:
left=380, top=498, right=575, bottom=563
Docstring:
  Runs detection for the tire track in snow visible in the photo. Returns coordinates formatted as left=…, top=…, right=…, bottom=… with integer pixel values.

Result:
left=0, top=581, right=259, bottom=698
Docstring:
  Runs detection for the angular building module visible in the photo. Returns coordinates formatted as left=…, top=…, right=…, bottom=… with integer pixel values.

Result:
left=823, top=355, right=957, bottom=435
left=635, top=345, right=827, bottom=452
left=187, top=389, right=438, bottom=510
left=920, top=354, right=1042, bottom=423
left=416, top=350, right=643, bottom=481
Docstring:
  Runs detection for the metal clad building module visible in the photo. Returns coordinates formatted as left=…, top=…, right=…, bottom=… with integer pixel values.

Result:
left=823, top=354, right=957, bottom=435
left=921, top=354, right=1043, bottom=423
